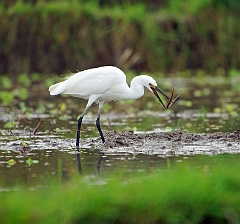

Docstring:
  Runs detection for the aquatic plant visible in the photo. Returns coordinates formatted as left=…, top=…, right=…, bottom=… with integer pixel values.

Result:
left=0, top=161, right=240, bottom=223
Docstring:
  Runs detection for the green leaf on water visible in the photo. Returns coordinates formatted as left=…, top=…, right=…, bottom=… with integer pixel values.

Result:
left=19, top=88, right=29, bottom=100
left=4, top=121, right=15, bottom=129
left=32, top=160, right=39, bottom=164
left=22, top=141, right=29, bottom=147
left=183, top=100, right=192, bottom=107
left=1, top=76, right=12, bottom=89
left=26, top=158, right=39, bottom=166
left=26, top=158, right=32, bottom=166
left=7, top=159, right=16, bottom=166
left=58, top=102, right=67, bottom=112
left=0, top=91, right=14, bottom=105
left=55, top=127, right=62, bottom=132
left=18, top=73, right=31, bottom=87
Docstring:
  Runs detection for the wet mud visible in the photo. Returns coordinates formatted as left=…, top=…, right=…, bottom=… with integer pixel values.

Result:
left=1, top=130, right=240, bottom=157
left=85, top=130, right=240, bottom=156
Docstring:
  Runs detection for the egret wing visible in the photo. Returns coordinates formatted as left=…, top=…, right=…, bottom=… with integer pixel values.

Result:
left=49, top=66, right=126, bottom=100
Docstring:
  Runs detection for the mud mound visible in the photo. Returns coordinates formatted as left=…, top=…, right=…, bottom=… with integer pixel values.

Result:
left=1, top=130, right=239, bottom=156
left=85, top=130, right=240, bottom=156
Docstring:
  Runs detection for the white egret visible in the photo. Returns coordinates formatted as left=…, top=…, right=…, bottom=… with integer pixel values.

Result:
left=49, top=66, right=179, bottom=148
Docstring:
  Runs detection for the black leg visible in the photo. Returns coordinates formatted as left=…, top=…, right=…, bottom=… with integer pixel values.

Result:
left=76, top=150, right=82, bottom=174
left=97, top=152, right=104, bottom=175
left=76, top=116, right=83, bottom=148
left=96, top=116, right=105, bottom=143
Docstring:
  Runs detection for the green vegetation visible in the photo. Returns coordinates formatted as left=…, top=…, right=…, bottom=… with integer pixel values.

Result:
left=1, top=160, right=240, bottom=223
left=0, top=0, right=240, bottom=74
left=1, top=3, right=239, bottom=222
left=0, top=72, right=239, bottom=119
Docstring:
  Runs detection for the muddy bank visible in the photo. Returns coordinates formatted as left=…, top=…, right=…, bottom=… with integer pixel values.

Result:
left=1, top=130, right=240, bottom=156
left=85, top=130, right=240, bottom=156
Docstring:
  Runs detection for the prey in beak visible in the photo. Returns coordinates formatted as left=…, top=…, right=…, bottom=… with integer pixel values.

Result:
left=149, top=84, right=180, bottom=110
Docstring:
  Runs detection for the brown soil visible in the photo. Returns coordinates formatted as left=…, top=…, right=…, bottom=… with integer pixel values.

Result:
left=2, top=130, right=239, bottom=156
left=85, top=130, right=240, bottom=156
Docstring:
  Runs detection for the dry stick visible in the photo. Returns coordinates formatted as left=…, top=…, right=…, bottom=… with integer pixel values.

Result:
left=175, top=119, right=181, bottom=131
left=33, top=120, right=42, bottom=135
left=25, top=127, right=32, bottom=139
left=168, top=95, right=180, bottom=109
left=166, top=87, right=174, bottom=109
left=166, top=86, right=180, bottom=109
left=107, top=117, right=111, bottom=131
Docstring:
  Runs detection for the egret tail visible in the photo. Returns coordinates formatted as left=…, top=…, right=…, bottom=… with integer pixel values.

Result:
left=49, top=82, right=66, bottom=95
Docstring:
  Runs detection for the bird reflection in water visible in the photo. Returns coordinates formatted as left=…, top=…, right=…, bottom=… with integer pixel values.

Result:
left=75, top=149, right=104, bottom=175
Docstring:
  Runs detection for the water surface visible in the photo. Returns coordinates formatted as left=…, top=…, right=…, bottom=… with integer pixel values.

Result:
left=0, top=75, right=239, bottom=189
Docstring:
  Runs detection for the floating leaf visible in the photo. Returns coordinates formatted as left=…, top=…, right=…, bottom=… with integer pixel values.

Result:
left=7, top=159, right=16, bottom=166
left=4, top=121, right=15, bottom=129
left=26, top=158, right=33, bottom=166
left=55, top=127, right=62, bottom=132
left=32, top=160, right=39, bottom=164
left=22, top=141, right=30, bottom=147
left=1, top=76, right=12, bottom=89
left=26, top=158, right=39, bottom=166
left=58, top=102, right=67, bottom=112
left=18, top=73, right=31, bottom=87
left=0, top=91, right=14, bottom=105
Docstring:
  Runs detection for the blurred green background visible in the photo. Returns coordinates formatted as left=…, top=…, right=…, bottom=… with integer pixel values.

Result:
left=1, top=2, right=240, bottom=222
left=1, top=0, right=240, bottom=76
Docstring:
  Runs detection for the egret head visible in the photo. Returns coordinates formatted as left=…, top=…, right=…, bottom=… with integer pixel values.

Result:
left=131, top=75, right=179, bottom=110
left=135, top=75, right=170, bottom=110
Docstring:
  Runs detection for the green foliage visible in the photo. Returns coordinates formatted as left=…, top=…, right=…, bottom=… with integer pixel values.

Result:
left=168, top=0, right=212, bottom=14
left=4, top=121, right=17, bottom=129
left=0, top=0, right=240, bottom=74
left=213, top=0, right=240, bottom=13
left=0, top=162, right=240, bottom=223
left=17, top=74, right=31, bottom=87
left=0, top=91, right=14, bottom=105
left=0, top=76, right=12, bottom=89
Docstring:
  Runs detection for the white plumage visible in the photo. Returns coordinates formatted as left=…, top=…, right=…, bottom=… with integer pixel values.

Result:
left=49, top=66, right=157, bottom=102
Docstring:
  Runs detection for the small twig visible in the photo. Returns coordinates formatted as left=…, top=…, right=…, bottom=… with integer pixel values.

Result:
left=175, top=119, right=181, bottom=131
left=33, top=120, right=42, bottom=135
left=167, top=95, right=180, bottom=109
left=24, top=127, right=32, bottom=139
left=166, top=86, right=180, bottom=109
left=107, top=117, right=111, bottom=131
left=166, top=86, right=174, bottom=109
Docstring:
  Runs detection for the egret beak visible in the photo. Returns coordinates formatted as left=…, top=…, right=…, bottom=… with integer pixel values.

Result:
left=150, top=84, right=180, bottom=110
left=150, top=84, right=168, bottom=110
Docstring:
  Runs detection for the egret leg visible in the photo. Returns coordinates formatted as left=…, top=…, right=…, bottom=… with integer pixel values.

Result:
left=76, top=116, right=83, bottom=148
left=96, top=116, right=105, bottom=143
left=76, top=150, right=82, bottom=174
left=96, top=101, right=105, bottom=143
left=76, top=104, right=92, bottom=149
left=97, top=152, right=104, bottom=174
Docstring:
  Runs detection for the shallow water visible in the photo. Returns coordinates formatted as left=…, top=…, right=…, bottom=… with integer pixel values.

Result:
left=0, top=75, right=239, bottom=189
left=1, top=146, right=240, bottom=190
